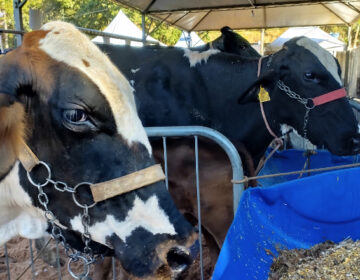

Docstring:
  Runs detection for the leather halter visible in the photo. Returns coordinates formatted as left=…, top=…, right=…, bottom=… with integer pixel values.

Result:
left=18, top=142, right=166, bottom=203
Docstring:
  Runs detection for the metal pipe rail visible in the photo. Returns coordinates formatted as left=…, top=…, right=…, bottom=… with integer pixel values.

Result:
left=146, top=125, right=244, bottom=280
left=145, top=126, right=244, bottom=214
left=0, top=27, right=160, bottom=46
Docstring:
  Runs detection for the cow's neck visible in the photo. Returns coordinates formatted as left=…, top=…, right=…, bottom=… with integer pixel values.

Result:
left=224, top=100, right=282, bottom=166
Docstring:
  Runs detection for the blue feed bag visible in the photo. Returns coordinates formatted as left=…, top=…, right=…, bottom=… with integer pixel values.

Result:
left=213, top=167, right=360, bottom=280
left=257, top=149, right=360, bottom=186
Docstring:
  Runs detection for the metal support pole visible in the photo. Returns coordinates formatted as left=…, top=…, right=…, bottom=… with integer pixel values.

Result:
left=260, top=28, right=265, bottom=55
left=345, top=25, right=352, bottom=89
left=146, top=126, right=244, bottom=214
left=141, top=13, right=146, bottom=44
left=348, top=25, right=352, bottom=51
left=13, top=0, right=27, bottom=46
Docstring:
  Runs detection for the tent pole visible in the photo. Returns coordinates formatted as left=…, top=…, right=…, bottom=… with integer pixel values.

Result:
left=347, top=25, right=352, bottom=51
left=141, top=13, right=146, bottom=44
left=344, top=25, right=352, bottom=90
left=260, top=28, right=265, bottom=55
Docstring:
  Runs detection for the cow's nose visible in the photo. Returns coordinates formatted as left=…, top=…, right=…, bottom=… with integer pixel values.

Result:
left=166, top=246, right=194, bottom=276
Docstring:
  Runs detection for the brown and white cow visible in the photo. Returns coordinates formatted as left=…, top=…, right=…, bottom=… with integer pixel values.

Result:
left=0, top=21, right=198, bottom=279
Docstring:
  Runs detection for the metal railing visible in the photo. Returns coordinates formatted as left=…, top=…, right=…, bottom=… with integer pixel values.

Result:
left=0, top=26, right=160, bottom=47
left=1, top=126, right=244, bottom=280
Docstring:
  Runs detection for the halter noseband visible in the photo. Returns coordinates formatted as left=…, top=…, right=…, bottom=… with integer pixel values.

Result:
left=19, top=141, right=166, bottom=203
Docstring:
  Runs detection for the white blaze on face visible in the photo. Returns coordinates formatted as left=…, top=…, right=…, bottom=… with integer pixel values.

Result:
left=184, top=49, right=220, bottom=67
left=0, top=163, right=48, bottom=244
left=296, top=38, right=342, bottom=86
left=70, top=195, right=176, bottom=245
left=38, top=21, right=152, bottom=154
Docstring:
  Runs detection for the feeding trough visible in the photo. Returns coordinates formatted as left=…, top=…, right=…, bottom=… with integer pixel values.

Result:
left=213, top=150, right=360, bottom=280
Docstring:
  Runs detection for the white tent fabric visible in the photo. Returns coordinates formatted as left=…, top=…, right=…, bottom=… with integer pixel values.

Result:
left=92, top=10, right=160, bottom=46
left=175, top=31, right=205, bottom=48
left=267, top=27, right=346, bottom=54
left=114, top=0, right=360, bottom=31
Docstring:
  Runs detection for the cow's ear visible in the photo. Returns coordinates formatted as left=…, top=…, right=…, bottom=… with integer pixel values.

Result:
left=0, top=54, right=28, bottom=174
left=0, top=99, right=26, bottom=174
left=238, top=69, right=276, bottom=104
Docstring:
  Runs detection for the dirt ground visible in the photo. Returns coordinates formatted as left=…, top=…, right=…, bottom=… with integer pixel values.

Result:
left=0, top=236, right=214, bottom=280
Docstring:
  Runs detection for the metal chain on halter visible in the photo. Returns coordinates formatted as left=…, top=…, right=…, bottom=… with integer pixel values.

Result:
left=26, top=161, right=101, bottom=279
left=277, top=80, right=315, bottom=139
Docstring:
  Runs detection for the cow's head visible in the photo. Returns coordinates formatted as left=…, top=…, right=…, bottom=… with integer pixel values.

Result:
left=241, top=36, right=360, bottom=155
left=0, top=22, right=197, bottom=279
left=210, top=26, right=260, bottom=57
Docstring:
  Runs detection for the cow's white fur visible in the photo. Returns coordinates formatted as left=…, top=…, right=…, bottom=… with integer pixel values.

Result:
left=39, top=22, right=152, bottom=154
left=70, top=195, right=176, bottom=244
left=296, top=38, right=342, bottom=86
left=0, top=163, right=47, bottom=245
left=281, top=124, right=316, bottom=150
left=183, top=49, right=220, bottom=67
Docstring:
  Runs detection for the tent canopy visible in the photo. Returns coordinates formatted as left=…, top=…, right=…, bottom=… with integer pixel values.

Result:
left=174, top=31, right=205, bottom=48
left=114, top=0, right=360, bottom=31
left=267, top=26, right=346, bottom=53
left=92, top=10, right=160, bottom=46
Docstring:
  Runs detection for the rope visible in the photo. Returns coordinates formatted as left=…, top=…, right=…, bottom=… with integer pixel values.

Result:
left=15, top=238, right=52, bottom=280
left=232, top=162, right=360, bottom=184
left=254, top=142, right=282, bottom=175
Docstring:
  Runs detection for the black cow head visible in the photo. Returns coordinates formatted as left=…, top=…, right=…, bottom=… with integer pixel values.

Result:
left=0, top=22, right=197, bottom=279
left=210, top=26, right=260, bottom=57
left=241, top=36, right=360, bottom=155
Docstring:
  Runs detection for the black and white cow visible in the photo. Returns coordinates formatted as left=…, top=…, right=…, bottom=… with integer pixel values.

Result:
left=98, top=37, right=360, bottom=166
left=0, top=22, right=198, bottom=279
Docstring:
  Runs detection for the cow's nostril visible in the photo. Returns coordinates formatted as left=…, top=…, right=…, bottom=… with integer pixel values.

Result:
left=166, top=247, right=192, bottom=273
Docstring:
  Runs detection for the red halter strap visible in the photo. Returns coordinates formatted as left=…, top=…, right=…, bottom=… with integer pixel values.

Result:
left=312, top=88, right=347, bottom=107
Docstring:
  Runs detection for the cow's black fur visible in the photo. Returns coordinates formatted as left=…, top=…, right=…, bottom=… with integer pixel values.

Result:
left=98, top=37, right=360, bottom=165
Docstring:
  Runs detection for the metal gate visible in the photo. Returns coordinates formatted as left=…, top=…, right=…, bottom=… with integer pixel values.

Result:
left=1, top=126, right=244, bottom=280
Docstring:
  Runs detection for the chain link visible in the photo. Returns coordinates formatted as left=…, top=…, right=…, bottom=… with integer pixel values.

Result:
left=26, top=162, right=101, bottom=279
left=277, top=80, right=314, bottom=139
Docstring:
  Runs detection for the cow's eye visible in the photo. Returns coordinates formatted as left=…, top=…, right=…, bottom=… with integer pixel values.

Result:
left=62, top=109, right=96, bottom=132
left=304, top=72, right=316, bottom=81
left=63, top=109, right=87, bottom=123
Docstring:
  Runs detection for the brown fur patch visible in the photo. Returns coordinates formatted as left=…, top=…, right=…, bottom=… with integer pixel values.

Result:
left=6, top=29, right=57, bottom=99
left=82, top=59, right=90, bottom=67
left=23, top=30, right=50, bottom=49
left=54, top=31, right=60, bottom=34
left=0, top=103, right=27, bottom=175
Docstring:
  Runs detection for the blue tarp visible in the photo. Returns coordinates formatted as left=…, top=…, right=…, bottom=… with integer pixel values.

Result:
left=258, top=149, right=360, bottom=186
left=213, top=152, right=360, bottom=280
